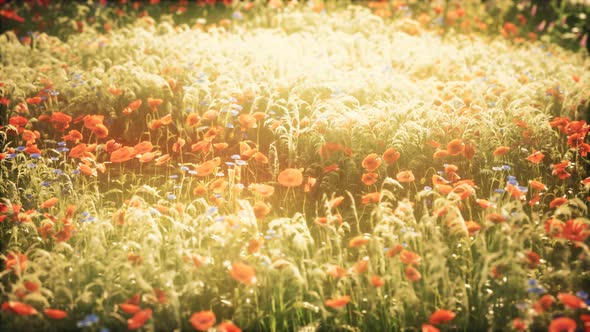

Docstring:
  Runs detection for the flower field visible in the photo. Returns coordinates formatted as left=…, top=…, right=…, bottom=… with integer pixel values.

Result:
left=1, top=1, right=589, bottom=331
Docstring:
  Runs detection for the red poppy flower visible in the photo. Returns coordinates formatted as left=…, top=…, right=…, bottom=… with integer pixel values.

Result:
left=447, top=139, right=464, bottom=156
left=44, top=308, right=67, bottom=320
left=22, top=130, right=39, bottom=143
left=82, top=115, right=104, bottom=129
left=435, top=184, right=452, bottom=195
left=405, top=265, right=421, bottom=281
left=549, top=117, right=570, bottom=132
left=249, top=183, right=275, bottom=197
left=1, top=301, right=37, bottom=315
left=24, top=144, right=42, bottom=155
left=526, top=251, right=541, bottom=268
left=250, top=151, right=268, bottom=164
left=190, top=311, right=216, bottom=331
left=552, top=161, right=571, bottom=180
left=123, top=99, right=142, bottom=115
left=526, top=149, right=545, bottom=163
left=361, top=192, right=381, bottom=204
left=370, top=275, right=385, bottom=287
left=326, top=264, right=347, bottom=278
left=108, top=87, right=123, bottom=96
left=421, top=324, right=440, bottom=332
left=213, top=142, right=228, bottom=150
left=148, top=119, right=163, bottom=130
left=387, top=244, right=403, bottom=257
left=429, top=309, right=456, bottom=325
left=277, top=168, right=303, bottom=187
left=253, top=201, right=271, bottom=219
left=194, top=158, right=221, bottom=177
left=203, top=109, right=218, bottom=121
left=396, top=170, right=415, bottom=183
left=512, top=318, right=526, bottom=331
left=493, top=146, right=510, bottom=157
left=433, top=150, right=449, bottom=159
left=557, top=293, right=587, bottom=309
left=323, top=164, right=340, bottom=173
left=485, top=213, right=506, bottom=224
left=154, top=289, right=167, bottom=304
left=361, top=172, right=379, bottom=186
left=209, top=179, right=228, bottom=194
left=432, top=175, right=448, bottom=186
left=505, top=184, right=525, bottom=200
left=133, top=141, right=153, bottom=155
left=5, top=252, right=27, bottom=273
left=230, top=262, right=256, bottom=285
left=26, top=96, right=43, bottom=104
left=92, top=124, right=109, bottom=138
left=529, top=180, right=546, bottom=191
left=534, top=294, right=554, bottom=313
left=560, top=219, right=589, bottom=242
left=328, top=196, right=345, bottom=209
left=138, top=151, right=159, bottom=163
left=120, top=303, right=141, bottom=314
left=40, top=197, right=58, bottom=209
left=168, top=137, right=185, bottom=153
left=238, top=114, right=257, bottom=131
left=319, top=142, right=341, bottom=158
left=218, top=321, right=242, bottom=332
left=502, top=22, right=518, bottom=37
left=463, top=143, right=476, bottom=159
left=127, top=308, right=152, bottom=330
left=549, top=197, right=568, bottom=208
left=383, top=147, right=400, bottom=164
left=440, top=162, right=455, bottom=173
left=110, top=146, right=136, bottom=163
left=324, top=295, right=350, bottom=309
left=362, top=153, right=382, bottom=171
left=159, top=114, right=172, bottom=125
left=353, top=257, right=369, bottom=274
left=127, top=253, right=142, bottom=265
left=9, top=115, right=28, bottom=130
left=63, top=129, right=83, bottom=143
left=147, top=97, right=163, bottom=111
left=564, top=120, right=587, bottom=135
left=248, top=237, right=264, bottom=254
left=548, top=317, right=576, bottom=332
left=23, top=281, right=38, bottom=292
left=475, top=199, right=493, bottom=209
left=49, top=112, right=72, bottom=132
left=315, top=217, right=328, bottom=225
left=251, top=111, right=266, bottom=120
left=465, top=221, right=481, bottom=235
left=191, top=140, right=212, bottom=153
left=399, top=250, right=421, bottom=265
left=348, top=235, right=369, bottom=248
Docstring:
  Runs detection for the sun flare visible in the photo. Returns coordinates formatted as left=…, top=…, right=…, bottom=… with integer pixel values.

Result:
left=1, top=1, right=589, bottom=331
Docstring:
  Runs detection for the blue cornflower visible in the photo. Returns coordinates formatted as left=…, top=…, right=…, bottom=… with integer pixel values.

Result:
left=77, top=314, right=99, bottom=328
left=206, top=206, right=218, bottom=216
left=527, top=286, right=546, bottom=295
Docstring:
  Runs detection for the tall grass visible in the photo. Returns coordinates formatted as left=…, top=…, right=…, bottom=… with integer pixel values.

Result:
left=1, top=3, right=589, bottom=331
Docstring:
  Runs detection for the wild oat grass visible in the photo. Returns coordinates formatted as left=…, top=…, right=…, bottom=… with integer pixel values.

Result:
left=1, top=3, right=589, bottom=332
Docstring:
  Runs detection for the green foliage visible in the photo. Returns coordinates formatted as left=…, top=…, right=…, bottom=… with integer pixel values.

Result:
left=0, top=2, right=589, bottom=332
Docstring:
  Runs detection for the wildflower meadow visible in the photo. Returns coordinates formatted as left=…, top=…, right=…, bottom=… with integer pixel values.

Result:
left=0, top=1, right=589, bottom=331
